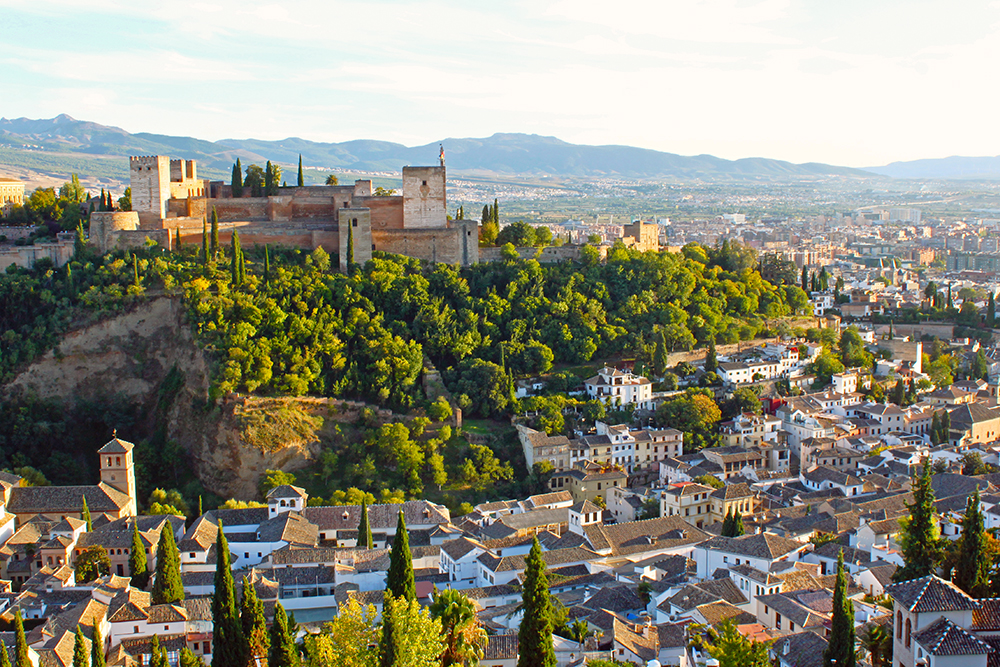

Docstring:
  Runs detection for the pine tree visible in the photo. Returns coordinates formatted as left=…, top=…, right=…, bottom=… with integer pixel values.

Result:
left=955, top=487, right=991, bottom=597
left=263, top=245, right=271, bottom=284
left=823, top=550, right=856, bottom=667
left=894, top=461, right=942, bottom=581
left=989, top=293, right=996, bottom=329
left=518, top=538, right=556, bottom=667
left=72, top=627, right=88, bottom=667
left=240, top=576, right=269, bottom=667
left=14, top=609, right=30, bottom=667
left=81, top=495, right=92, bottom=532
left=358, top=500, right=373, bottom=549
left=346, top=222, right=355, bottom=274
left=232, top=159, right=244, bottom=198
left=91, top=616, right=105, bottom=667
left=268, top=603, right=299, bottom=667
left=297, top=155, right=304, bottom=187
left=212, top=521, right=244, bottom=667
left=210, top=208, right=220, bottom=261
left=129, top=522, right=149, bottom=589
left=151, top=520, right=184, bottom=604
left=705, top=337, right=718, bottom=373
left=386, top=511, right=415, bottom=601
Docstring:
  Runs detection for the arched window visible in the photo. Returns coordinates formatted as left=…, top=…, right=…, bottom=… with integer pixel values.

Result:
left=905, top=618, right=911, bottom=648
left=897, top=611, right=902, bottom=638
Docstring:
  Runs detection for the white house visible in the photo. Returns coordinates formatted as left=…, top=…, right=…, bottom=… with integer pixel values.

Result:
left=584, top=367, right=653, bottom=408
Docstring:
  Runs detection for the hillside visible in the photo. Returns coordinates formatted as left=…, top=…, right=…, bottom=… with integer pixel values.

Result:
left=0, top=114, right=869, bottom=181
left=864, top=155, right=1000, bottom=180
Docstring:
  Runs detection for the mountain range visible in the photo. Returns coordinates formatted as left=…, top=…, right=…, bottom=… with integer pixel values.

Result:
left=1, top=113, right=996, bottom=182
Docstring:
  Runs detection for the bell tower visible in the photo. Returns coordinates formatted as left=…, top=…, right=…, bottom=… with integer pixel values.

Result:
left=98, top=433, right=138, bottom=516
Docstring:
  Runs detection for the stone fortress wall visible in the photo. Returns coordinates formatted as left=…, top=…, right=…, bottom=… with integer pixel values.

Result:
left=95, top=156, right=478, bottom=269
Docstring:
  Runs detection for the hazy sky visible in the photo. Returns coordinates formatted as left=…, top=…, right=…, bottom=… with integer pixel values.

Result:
left=2, top=0, right=999, bottom=167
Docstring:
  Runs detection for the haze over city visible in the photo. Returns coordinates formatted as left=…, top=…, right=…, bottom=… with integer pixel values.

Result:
left=4, top=0, right=1000, bottom=167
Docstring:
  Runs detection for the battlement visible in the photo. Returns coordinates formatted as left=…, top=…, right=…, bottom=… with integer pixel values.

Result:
left=169, top=158, right=197, bottom=182
left=130, top=155, right=170, bottom=169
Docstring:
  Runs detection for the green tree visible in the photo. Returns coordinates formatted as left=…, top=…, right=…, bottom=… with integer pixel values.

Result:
left=260, top=469, right=296, bottom=496
left=129, top=522, right=149, bottom=589
left=210, top=208, right=220, bottom=261
left=179, top=649, right=206, bottom=667
left=81, top=495, right=92, bottom=531
left=703, top=618, right=771, bottom=667
left=263, top=244, right=271, bottom=284
left=231, top=160, right=243, bottom=198
left=241, top=576, right=270, bottom=667
left=118, top=187, right=132, bottom=212
left=325, top=174, right=339, bottom=186
left=269, top=602, right=300, bottom=667
left=75, top=222, right=88, bottom=258
left=496, top=221, right=536, bottom=247
left=518, top=538, right=556, bottom=667
left=430, top=589, right=487, bottom=667
left=213, top=521, right=244, bottom=667
left=428, top=397, right=453, bottom=422
left=358, top=500, right=373, bottom=549
left=73, top=626, right=88, bottom=667
left=91, top=618, right=105, bottom=667
left=694, top=474, right=724, bottom=489
left=230, top=230, right=244, bottom=287
left=823, top=550, right=856, bottom=667
left=988, top=293, right=996, bottom=328
left=151, top=520, right=183, bottom=604
left=245, top=164, right=265, bottom=197
left=894, top=462, right=942, bottom=582
left=297, top=155, right=304, bottom=187
left=303, top=598, right=379, bottom=667
left=379, top=597, right=446, bottom=667
left=201, top=217, right=209, bottom=266
left=973, top=349, right=989, bottom=381
left=652, top=329, right=669, bottom=376
left=801, top=265, right=808, bottom=292
left=705, top=337, right=718, bottom=373
left=14, top=610, right=29, bottom=667
left=386, top=510, right=415, bottom=601
left=954, top=487, right=992, bottom=597
left=962, top=452, right=989, bottom=476
left=346, top=222, right=355, bottom=274
left=75, top=546, right=110, bottom=583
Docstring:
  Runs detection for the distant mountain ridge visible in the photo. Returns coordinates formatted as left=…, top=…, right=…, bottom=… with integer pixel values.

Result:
left=863, top=156, right=1000, bottom=180
left=0, top=113, right=870, bottom=180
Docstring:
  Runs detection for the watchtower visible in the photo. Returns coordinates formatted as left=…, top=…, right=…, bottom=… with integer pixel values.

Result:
left=402, top=166, right=446, bottom=229
left=98, top=435, right=138, bottom=516
left=129, top=156, right=171, bottom=223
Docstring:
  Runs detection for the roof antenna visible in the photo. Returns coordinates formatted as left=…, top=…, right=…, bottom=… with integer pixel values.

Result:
left=112, top=428, right=117, bottom=438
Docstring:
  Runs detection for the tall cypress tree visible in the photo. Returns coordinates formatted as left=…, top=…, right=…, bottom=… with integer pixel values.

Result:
left=265, top=161, right=275, bottom=196
left=358, top=500, right=373, bottom=549
left=346, top=223, right=355, bottom=274
left=91, top=616, right=105, bottom=667
left=721, top=510, right=734, bottom=537
left=931, top=412, right=941, bottom=445
left=518, top=538, right=556, bottom=667
left=230, top=231, right=242, bottom=286
left=232, top=159, right=243, bottom=198
left=14, top=609, right=30, bottom=667
left=149, top=637, right=164, bottom=667
left=297, top=155, right=304, bottom=187
left=263, top=245, right=271, bottom=284
left=132, top=255, right=140, bottom=286
left=175, top=227, right=182, bottom=249
left=493, top=198, right=499, bottom=224
left=989, top=293, right=996, bottom=328
left=801, top=265, right=809, bottom=292
left=942, top=410, right=951, bottom=444
left=268, top=603, right=299, bottom=667
left=0, top=634, right=11, bottom=667
left=955, top=487, right=991, bottom=597
left=385, top=511, right=415, bottom=601
left=240, top=576, right=269, bottom=667
left=705, top=337, right=718, bottom=373
left=72, top=627, right=88, bottom=667
left=894, top=461, right=942, bottom=581
left=481, top=205, right=490, bottom=224
left=210, top=208, right=220, bottom=261
left=823, top=550, right=855, bottom=667
left=81, top=496, right=92, bottom=532
left=151, top=520, right=184, bottom=604
left=732, top=509, right=745, bottom=536
left=129, top=522, right=149, bottom=589
left=212, top=521, right=244, bottom=667
left=201, top=217, right=209, bottom=266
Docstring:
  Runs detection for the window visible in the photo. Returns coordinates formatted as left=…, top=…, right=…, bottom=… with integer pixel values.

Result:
left=116, top=457, right=121, bottom=466
left=775, top=613, right=782, bottom=630
left=905, top=618, right=911, bottom=648
left=134, top=626, right=139, bottom=634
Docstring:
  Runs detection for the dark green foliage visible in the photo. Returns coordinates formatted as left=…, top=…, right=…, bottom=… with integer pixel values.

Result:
left=823, top=550, right=855, bottom=667
left=297, top=155, right=304, bottom=188
left=241, top=576, right=269, bottom=667
left=0, top=634, right=12, bottom=667
left=232, top=159, right=243, bottom=198
left=212, top=521, right=244, bottom=667
left=346, top=223, right=354, bottom=273
left=732, top=509, right=745, bottom=536
left=518, top=538, right=556, bottom=667
left=894, top=462, right=942, bottom=582
left=230, top=231, right=244, bottom=287
left=988, top=293, right=995, bottom=328
left=386, top=511, right=415, bottom=601
left=91, top=616, right=105, bottom=667
left=81, top=495, right=92, bottom=531
left=72, top=626, right=88, bottom=667
left=75, top=223, right=87, bottom=258
left=210, top=208, right=219, bottom=261
left=14, top=610, right=29, bottom=667
left=75, top=545, right=110, bottom=582
left=201, top=217, right=209, bottom=265
left=358, top=500, right=373, bottom=549
left=179, top=649, right=206, bottom=667
left=268, top=603, right=299, bottom=667
left=705, top=337, right=717, bottom=373
left=263, top=245, right=271, bottom=284
left=129, top=523, right=149, bottom=589
left=954, top=487, right=991, bottom=597
left=151, top=520, right=183, bottom=604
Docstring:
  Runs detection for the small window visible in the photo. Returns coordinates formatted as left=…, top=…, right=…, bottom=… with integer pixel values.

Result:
left=422, top=180, right=427, bottom=186
left=116, top=457, right=121, bottom=466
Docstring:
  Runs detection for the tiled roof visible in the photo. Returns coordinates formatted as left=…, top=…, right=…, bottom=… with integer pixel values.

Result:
left=913, top=616, right=993, bottom=656
left=98, top=438, right=135, bottom=454
left=710, top=482, right=753, bottom=500
left=973, top=598, right=1000, bottom=631
left=484, top=634, right=518, bottom=660
left=7, top=483, right=131, bottom=514
left=303, top=500, right=450, bottom=530
left=886, top=575, right=979, bottom=613
left=699, top=532, right=804, bottom=560
left=772, top=632, right=828, bottom=667
left=266, top=485, right=307, bottom=500
left=582, top=586, right=644, bottom=614
left=584, top=515, right=709, bottom=557
left=256, top=512, right=318, bottom=545
left=695, top=601, right=755, bottom=627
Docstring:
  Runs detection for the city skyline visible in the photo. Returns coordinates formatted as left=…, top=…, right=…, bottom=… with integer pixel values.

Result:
left=3, top=0, right=1000, bottom=168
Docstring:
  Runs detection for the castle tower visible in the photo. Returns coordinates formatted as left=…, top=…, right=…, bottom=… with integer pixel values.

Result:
left=98, top=435, right=138, bottom=516
left=402, top=166, right=446, bottom=229
left=129, top=155, right=171, bottom=224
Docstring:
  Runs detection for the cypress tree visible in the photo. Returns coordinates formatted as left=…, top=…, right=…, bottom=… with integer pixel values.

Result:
left=212, top=521, right=244, bottom=667
left=652, top=329, right=669, bottom=376
left=481, top=205, right=490, bottom=224
left=268, top=603, right=299, bottom=667
left=129, top=522, right=149, bottom=589
left=230, top=231, right=241, bottom=286
left=265, top=161, right=275, bottom=196
left=91, top=617, right=105, bottom=667
left=201, top=217, right=208, bottom=266
left=198, top=496, right=203, bottom=517
left=99, top=189, right=106, bottom=212
left=346, top=223, right=354, bottom=274
left=151, top=520, right=184, bottom=604
left=811, top=272, right=818, bottom=293
left=72, top=627, right=88, bottom=667
left=801, top=265, right=809, bottom=292
left=947, top=284, right=953, bottom=308
left=263, top=245, right=271, bottom=284
left=297, top=155, right=304, bottom=187
left=989, top=293, right=996, bottom=328
left=518, top=538, right=556, bottom=667
left=942, top=410, right=951, bottom=444
left=931, top=412, right=940, bottom=445
left=732, top=509, right=745, bottom=536
left=358, top=500, right=373, bottom=549
left=721, top=510, right=733, bottom=537
left=232, top=159, right=243, bottom=198
left=894, top=461, right=942, bottom=581
left=493, top=198, right=499, bottom=224
left=81, top=495, right=92, bottom=532
left=385, top=510, right=415, bottom=601
left=240, top=576, right=269, bottom=667
left=132, top=255, right=140, bottom=286
left=15, top=609, right=30, bottom=667
left=75, top=222, right=87, bottom=258
left=823, top=550, right=856, bottom=667
left=175, top=227, right=182, bottom=249
left=0, top=635, right=11, bottom=667
left=210, top=208, right=220, bottom=261
left=955, top=487, right=991, bottom=597
left=705, top=337, right=718, bottom=373
left=149, top=637, right=164, bottom=667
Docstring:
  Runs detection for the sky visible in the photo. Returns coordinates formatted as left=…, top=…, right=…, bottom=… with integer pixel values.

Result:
left=2, top=0, right=1000, bottom=167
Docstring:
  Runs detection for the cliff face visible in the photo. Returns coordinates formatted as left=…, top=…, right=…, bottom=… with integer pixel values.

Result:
left=4, top=297, right=321, bottom=498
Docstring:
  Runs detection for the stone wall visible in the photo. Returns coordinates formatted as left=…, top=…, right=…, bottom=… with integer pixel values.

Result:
left=340, top=208, right=373, bottom=272
left=130, top=156, right=171, bottom=219
left=373, top=220, right=477, bottom=267
left=402, top=166, right=446, bottom=229
left=0, top=237, right=74, bottom=271
left=0, top=226, right=33, bottom=241
left=89, top=212, right=140, bottom=253
left=357, top=196, right=404, bottom=230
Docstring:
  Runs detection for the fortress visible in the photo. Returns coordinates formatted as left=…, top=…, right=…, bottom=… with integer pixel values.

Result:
left=90, top=156, right=479, bottom=270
